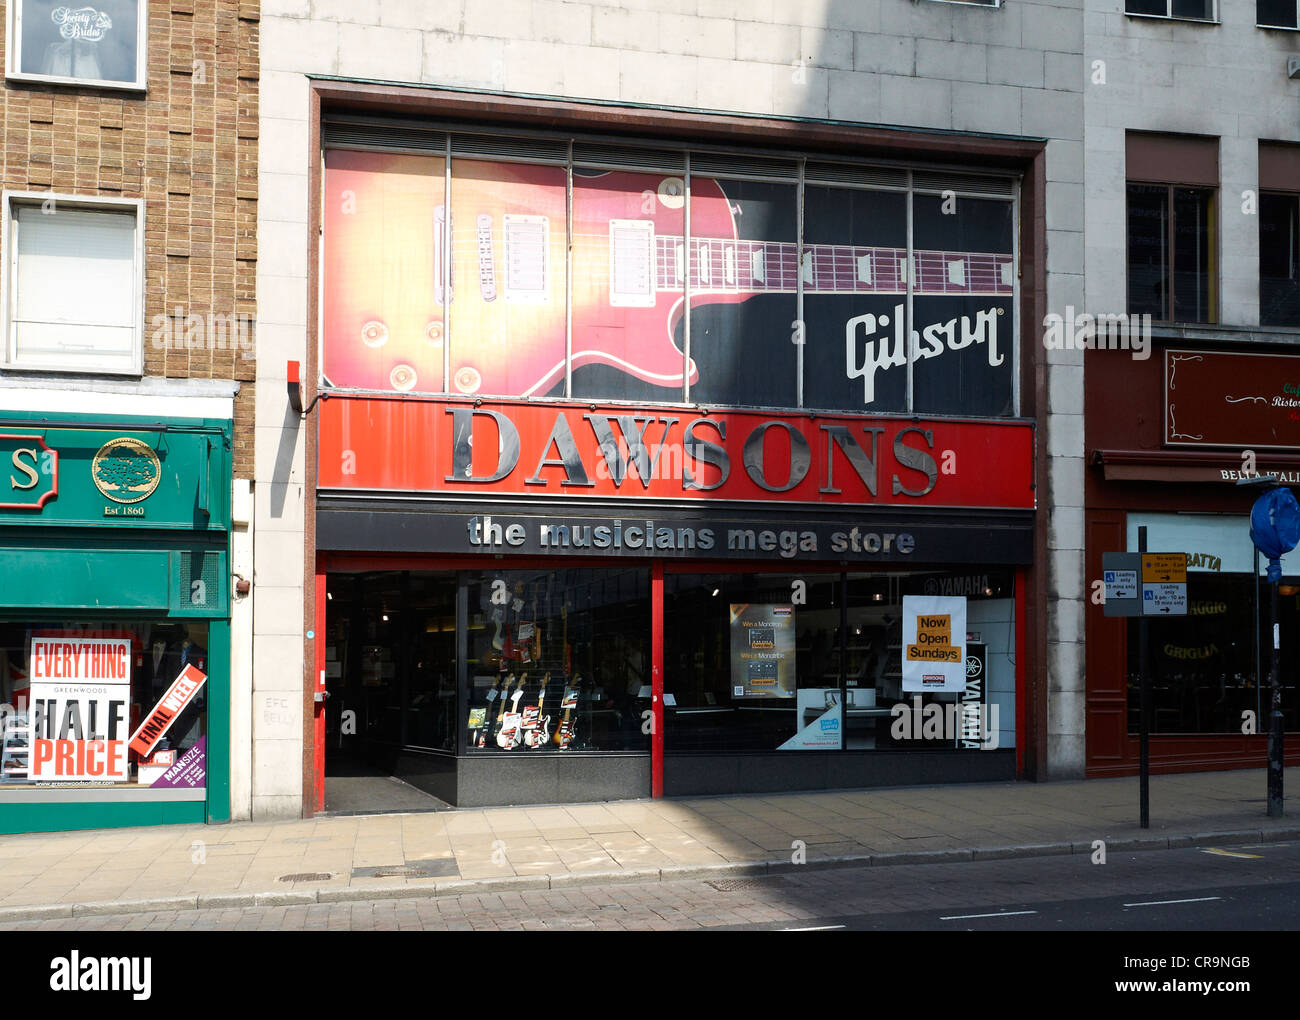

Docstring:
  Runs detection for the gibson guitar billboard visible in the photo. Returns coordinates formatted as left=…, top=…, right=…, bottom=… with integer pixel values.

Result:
left=320, top=150, right=1017, bottom=417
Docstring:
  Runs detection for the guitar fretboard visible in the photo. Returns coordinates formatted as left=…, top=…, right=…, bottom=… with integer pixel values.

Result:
left=646, top=236, right=1014, bottom=296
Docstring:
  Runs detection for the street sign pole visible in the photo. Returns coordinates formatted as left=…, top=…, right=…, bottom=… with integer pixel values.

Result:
left=1241, top=477, right=1296, bottom=819
left=1268, top=577, right=1284, bottom=817
left=1138, top=526, right=1150, bottom=830
left=1102, top=539, right=1185, bottom=830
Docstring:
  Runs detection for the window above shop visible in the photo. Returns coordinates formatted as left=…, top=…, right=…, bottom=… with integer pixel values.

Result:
left=1, top=192, right=144, bottom=376
left=1259, top=143, right=1300, bottom=328
left=1125, top=0, right=1217, bottom=22
left=1257, top=0, right=1300, bottom=28
left=319, top=118, right=1021, bottom=419
left=1126, top=133, right=1219, bottom=325
left=5, top=0, right=147, bottom=91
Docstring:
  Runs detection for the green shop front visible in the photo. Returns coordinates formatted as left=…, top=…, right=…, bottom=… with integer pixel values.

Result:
left=0, top=411, right=231, bottom=834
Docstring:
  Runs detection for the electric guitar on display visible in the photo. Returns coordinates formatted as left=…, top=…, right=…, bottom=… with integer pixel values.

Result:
left=485, top=672, right=513, bottom=748
left=496, top=673, right=529, bottom=750
left=523, top=673, right=552, bottom=749
left=322, top=162, right=1017, bottom=396
left=554, top=675, right=582, bottom=750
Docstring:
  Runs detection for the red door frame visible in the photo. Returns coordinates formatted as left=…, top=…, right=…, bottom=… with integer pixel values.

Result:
left=651, top=562, right=664, bottom=797
left=313, top=569, right=327, bottom=812
left=1015, top=566, right=1027, bottom=778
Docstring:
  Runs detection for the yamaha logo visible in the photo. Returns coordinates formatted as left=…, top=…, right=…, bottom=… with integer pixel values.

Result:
left=966, top=655, right=982, bottom=678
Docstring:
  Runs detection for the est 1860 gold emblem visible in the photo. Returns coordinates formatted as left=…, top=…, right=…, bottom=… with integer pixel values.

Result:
left=92, top=437, right=161, bottom=505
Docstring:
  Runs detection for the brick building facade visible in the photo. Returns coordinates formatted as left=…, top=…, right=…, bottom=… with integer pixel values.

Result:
left=0, top=0, right=259, bottom=832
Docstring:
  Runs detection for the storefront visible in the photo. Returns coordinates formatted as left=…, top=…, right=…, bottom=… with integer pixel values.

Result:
left=1086, top=343, right=1300, bottom=776
left=0, top=411, right=232, bottom=832
left=307, top=107, right=1045, bottom=807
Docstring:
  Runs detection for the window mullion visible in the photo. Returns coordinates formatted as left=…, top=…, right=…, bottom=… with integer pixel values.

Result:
left=565, top=139, right=574, bottom=399
left=1167, top=186, right=1177, bottom=322
left=683, top=152, right=692, bottom=405
left=796, top=157, right=805, bottom=409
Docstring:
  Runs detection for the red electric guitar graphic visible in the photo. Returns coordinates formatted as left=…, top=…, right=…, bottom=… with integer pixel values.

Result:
left=322, top=156, right=1015, bottom=398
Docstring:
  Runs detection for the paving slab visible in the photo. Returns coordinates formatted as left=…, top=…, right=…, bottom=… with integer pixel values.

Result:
left=0, top=769, right=1296, bottom=917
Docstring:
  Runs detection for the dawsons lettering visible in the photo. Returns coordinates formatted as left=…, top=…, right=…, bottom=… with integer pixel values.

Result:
left=449, top=408, right=939, bottom=497
left=318, top=399, right=1037, bottom=511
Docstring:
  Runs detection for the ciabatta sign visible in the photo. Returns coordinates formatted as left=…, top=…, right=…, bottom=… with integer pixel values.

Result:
left=318, top=398, right=1034, bottom=510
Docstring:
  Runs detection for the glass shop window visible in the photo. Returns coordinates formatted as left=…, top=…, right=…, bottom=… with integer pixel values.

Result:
left=0, top=620, right=209, bottom=792
left=662, top=570, right=1016, bottom=753
left=1127, top=574, right=1300, bottom=735
left=465, top=568, right=650, bottom=753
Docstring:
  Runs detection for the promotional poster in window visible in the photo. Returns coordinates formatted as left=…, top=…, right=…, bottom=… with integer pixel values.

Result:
left=321, top=150, right=1016, bottom=417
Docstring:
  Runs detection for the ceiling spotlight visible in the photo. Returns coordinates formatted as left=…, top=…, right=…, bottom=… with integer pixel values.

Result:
left=711, top=588, right=720, bottom=597
left=382, top=614, right=389, bottom=622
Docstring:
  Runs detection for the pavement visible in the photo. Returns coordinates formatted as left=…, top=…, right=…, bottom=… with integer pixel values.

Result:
left=1, top=768, right=1297, bottom=922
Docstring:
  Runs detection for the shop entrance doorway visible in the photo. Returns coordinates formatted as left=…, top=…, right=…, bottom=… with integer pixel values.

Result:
left=321, top=572, right=456, bottom=813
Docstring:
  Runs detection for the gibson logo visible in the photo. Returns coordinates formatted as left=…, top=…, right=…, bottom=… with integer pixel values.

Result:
left=52, top=6, right=112, bottom=42
left=845, top=303, right=1003, bottom=405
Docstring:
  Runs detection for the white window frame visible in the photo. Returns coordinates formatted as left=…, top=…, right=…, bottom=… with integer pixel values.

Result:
left=0, top=191, right=145, bottom=376
left=6, top=0, right=148, bottom=91
left=922, top=0, right=1002, bottom=7
left=1124, top=0, right=1219, bottom=23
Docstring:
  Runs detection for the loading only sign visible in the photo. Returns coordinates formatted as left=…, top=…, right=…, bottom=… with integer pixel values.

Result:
left=1142, top=553, right=1187, bottom=616
left=1104, top=551, right=1187, bottom=617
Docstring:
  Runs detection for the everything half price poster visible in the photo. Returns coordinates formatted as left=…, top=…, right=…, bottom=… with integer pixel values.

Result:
left=28, top=636, right=133, bottom=783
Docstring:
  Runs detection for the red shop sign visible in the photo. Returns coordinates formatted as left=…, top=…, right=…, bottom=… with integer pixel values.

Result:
left=319, top=398, right=1035, bottom=510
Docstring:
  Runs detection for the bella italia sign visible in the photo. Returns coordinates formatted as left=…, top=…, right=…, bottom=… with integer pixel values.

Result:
left=0, top=414, right=230, bottom=532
